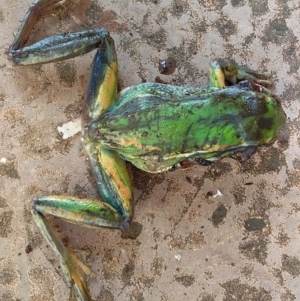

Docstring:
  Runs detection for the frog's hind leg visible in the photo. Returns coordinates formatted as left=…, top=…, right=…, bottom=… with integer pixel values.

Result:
left=8, top=0, right=109, bottom=65
left=83, top=36, right=118, bottom=122
left=82, top=33, right=133, bottom=222
left=32, top=209, right=95, bottom=301
left=25, top=6, right=131, bottom=300
left=209, top=59, right=272, bottom=89
left=9, top=0, right=68, bottom=52
left=82, top=36, right=134, bottom=222
left=31, top=158, right=133, bottom=301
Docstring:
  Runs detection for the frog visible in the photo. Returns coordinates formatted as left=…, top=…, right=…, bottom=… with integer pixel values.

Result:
left=8, top=0, right=286, bottom=300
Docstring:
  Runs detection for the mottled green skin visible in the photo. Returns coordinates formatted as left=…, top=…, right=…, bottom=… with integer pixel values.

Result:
left=89, top=81, right=286, bottom=172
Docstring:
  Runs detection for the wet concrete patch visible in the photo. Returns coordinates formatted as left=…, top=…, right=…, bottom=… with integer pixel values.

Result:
left=221, top=278, right=272, bottom=301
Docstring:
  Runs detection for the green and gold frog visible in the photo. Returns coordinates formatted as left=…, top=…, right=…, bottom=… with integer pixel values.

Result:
left=8, top=0, right=286, bottom=300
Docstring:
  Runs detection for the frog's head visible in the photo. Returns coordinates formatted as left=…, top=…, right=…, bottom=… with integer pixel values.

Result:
left=245, top=81, right=286, bottom=145
left=209, top=59, right=239, bottom=88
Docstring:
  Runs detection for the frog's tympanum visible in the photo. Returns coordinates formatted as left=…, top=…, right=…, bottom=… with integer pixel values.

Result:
left=8, top=0, right=286, bottom=300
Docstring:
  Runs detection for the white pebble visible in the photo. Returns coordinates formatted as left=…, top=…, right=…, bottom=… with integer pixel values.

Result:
left=213, top=189, right=223, bottom=198
left=57, top=118, right=82, bottom=139
left=174, top=253, right=181, bottom=261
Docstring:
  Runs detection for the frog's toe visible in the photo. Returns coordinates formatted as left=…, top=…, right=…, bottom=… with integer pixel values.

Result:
left=237, top=66, right=272, bottom=88
left=230, top=146, right=257, bottom=163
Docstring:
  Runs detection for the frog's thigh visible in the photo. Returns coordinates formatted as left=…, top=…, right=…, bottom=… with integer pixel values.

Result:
left=85, top=37, right=118, bottom=120
left=86, top=145, right=134, bottom=225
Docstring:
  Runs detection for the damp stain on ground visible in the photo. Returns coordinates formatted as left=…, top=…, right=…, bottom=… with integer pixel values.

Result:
left=221, top=278, right=272, bottom=301
left=174, top=274, right=195, bottom=287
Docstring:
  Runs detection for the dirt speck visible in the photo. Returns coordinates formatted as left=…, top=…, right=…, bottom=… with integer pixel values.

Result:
left=121, top=259, right=135, bottom=285
left=239, top=237, right=268, bottom=264
left=0, top=258, right=19, bottom=285
left=174, top=274, right=195, bottom=287
left=276, top=229, right=290, bottom=247
left=221, top=278, right=272, bottom=301
left=199, top=292, right=216, bottom=301
left=282, top=254, right=300, bottom=276
left=249, top=0, right=268, bottom=16
left=0, top=210, right=13, bottom=237
left=159, top=57, right=176, bottom=75
left=231, top=185, right=247, bottom=205
left=281, top=289, right=296, bottom=301
left=0, top=9, right=4, bottom=22
left=202, top=0, right=226, bottom=10
left=240, top=146, right=286, bottom=175
left=211, top=204, right=228, bottom=226
left=143, top=28, right=167, bottom=49
left=241, top=265, right=254, bottom=279
left=186, top=229, right=206, bottom=250
left=64, top=102, right=82, bottom=120
left=55, top=61, right=77, bottom=87
left=244, top=218, right=266, bottom=231
left=214, top=15, right=238, bottom=40
left=71, top=0, right=128, bottom=32
left=0, top=160, right=20, bottom=179
left=129, top=290, right=144, bottom=301
left=231, top=0, right=245, bottom=7
left=171, top=0, right=190, bottom=18
left=132, top=167, right=166, bottom=198
left=0, top=108, right=25, bottom=123
left=0, top=291, right=15, bottom=301
left=25, top=244, right=33, bottom=254
left=98, top=289, right=114, bottom=301
left=0, top=196, right=8, bottom=208
left=263, top=18, right=294, bottom=45
left=150, top=257, right=164, bottom=276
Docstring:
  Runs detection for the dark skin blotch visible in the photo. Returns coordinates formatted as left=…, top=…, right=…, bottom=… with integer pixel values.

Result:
left=257, top=117, right=274, bottom=130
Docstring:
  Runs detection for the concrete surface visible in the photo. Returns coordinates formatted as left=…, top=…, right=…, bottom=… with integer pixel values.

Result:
left=0, top=0, right=299, bottom=300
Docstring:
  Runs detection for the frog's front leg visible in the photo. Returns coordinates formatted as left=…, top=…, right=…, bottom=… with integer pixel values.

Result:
left=209, top=58, right=272, bottom=89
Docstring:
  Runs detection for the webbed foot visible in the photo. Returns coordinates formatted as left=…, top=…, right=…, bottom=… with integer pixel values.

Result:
left=32, top=210, right=94, bottom=301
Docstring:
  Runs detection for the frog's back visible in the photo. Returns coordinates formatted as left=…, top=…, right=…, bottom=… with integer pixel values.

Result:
left=90, top=82, right=286, bottom=172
